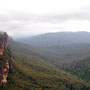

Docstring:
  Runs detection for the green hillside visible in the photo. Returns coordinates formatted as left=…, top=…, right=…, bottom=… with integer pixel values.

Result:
left=60, top=56, right=90, bottom=83
left=9, top=40, right=90, bottom=82
left=2, top=40, right=89, bottom=90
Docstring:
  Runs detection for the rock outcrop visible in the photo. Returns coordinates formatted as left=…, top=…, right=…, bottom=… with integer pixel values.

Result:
left=0, top=32, right=13, bottom=86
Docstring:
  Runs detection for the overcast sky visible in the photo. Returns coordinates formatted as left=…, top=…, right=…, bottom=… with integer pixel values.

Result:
left=0, top=0, right=90, bottom=37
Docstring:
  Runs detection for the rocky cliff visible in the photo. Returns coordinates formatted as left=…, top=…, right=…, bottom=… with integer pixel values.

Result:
left=0, top=32, right=13, bottom=86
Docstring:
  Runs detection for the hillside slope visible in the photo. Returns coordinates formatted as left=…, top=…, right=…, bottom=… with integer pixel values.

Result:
left=10, top=40, right=90, bottom=81
left=60, top=56, right=90, bottom=83
left=7, top=40, right=90, bottom=90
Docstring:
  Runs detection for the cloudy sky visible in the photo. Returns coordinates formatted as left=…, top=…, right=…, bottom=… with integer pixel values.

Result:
left=0, top=0, right=90, bottom=37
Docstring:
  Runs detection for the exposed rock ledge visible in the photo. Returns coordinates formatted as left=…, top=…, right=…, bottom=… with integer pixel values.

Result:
left=0, top=32, right=14, bottom=86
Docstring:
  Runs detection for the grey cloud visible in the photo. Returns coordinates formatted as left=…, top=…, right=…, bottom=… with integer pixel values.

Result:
left=0, top=7, right=90, bottom=37
left=0, top=7, right=90, bottom=24
left=11, top=7, right=90, bottom=23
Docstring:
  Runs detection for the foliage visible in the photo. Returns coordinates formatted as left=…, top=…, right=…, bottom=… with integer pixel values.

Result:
left=3, top=41, right=89, bottom=90
left=60, top=57, right=90, bottom=83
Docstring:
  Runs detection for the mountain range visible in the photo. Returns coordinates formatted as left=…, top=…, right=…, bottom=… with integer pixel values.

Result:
left=16, top=31, right=90, bottom=47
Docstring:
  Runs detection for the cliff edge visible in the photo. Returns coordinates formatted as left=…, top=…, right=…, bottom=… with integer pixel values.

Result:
left=0, top=32, right=14, bottom=87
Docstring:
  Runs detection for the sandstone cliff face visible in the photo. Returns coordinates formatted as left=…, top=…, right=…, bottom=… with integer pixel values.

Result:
left=0, top=49, right=3, bottom=57
left=0, top=32, right=13, bottom=86
left=0, top=32, right=8, bottom=55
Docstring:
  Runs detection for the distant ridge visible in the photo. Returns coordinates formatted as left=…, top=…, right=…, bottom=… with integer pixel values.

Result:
left=16, top=31, right=90, bottom=47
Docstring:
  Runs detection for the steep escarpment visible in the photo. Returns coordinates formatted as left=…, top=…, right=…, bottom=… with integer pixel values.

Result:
left=0, top=32, right=14, bottom=87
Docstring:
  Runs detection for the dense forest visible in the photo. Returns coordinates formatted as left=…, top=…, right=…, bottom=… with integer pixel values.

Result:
left=16, top=32, right=90, bottom=84
left=0, top=32, right=90, bottom=90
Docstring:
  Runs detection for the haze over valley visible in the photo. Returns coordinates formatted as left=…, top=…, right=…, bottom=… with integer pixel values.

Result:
left=0, top=0, right=90, bottom=90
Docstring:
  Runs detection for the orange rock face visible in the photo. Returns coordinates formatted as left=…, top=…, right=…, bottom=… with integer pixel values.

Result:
left=2, top=73, right=8, bottom=83
left=0, top=49, right=3, bottom=57
left=0, top=32, right=12, bottom=85
left=0, top=61, right=10, bottom=84
left=3, top=68, right=7, bottom=72
left=6, top=61, right=9, bottom=69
